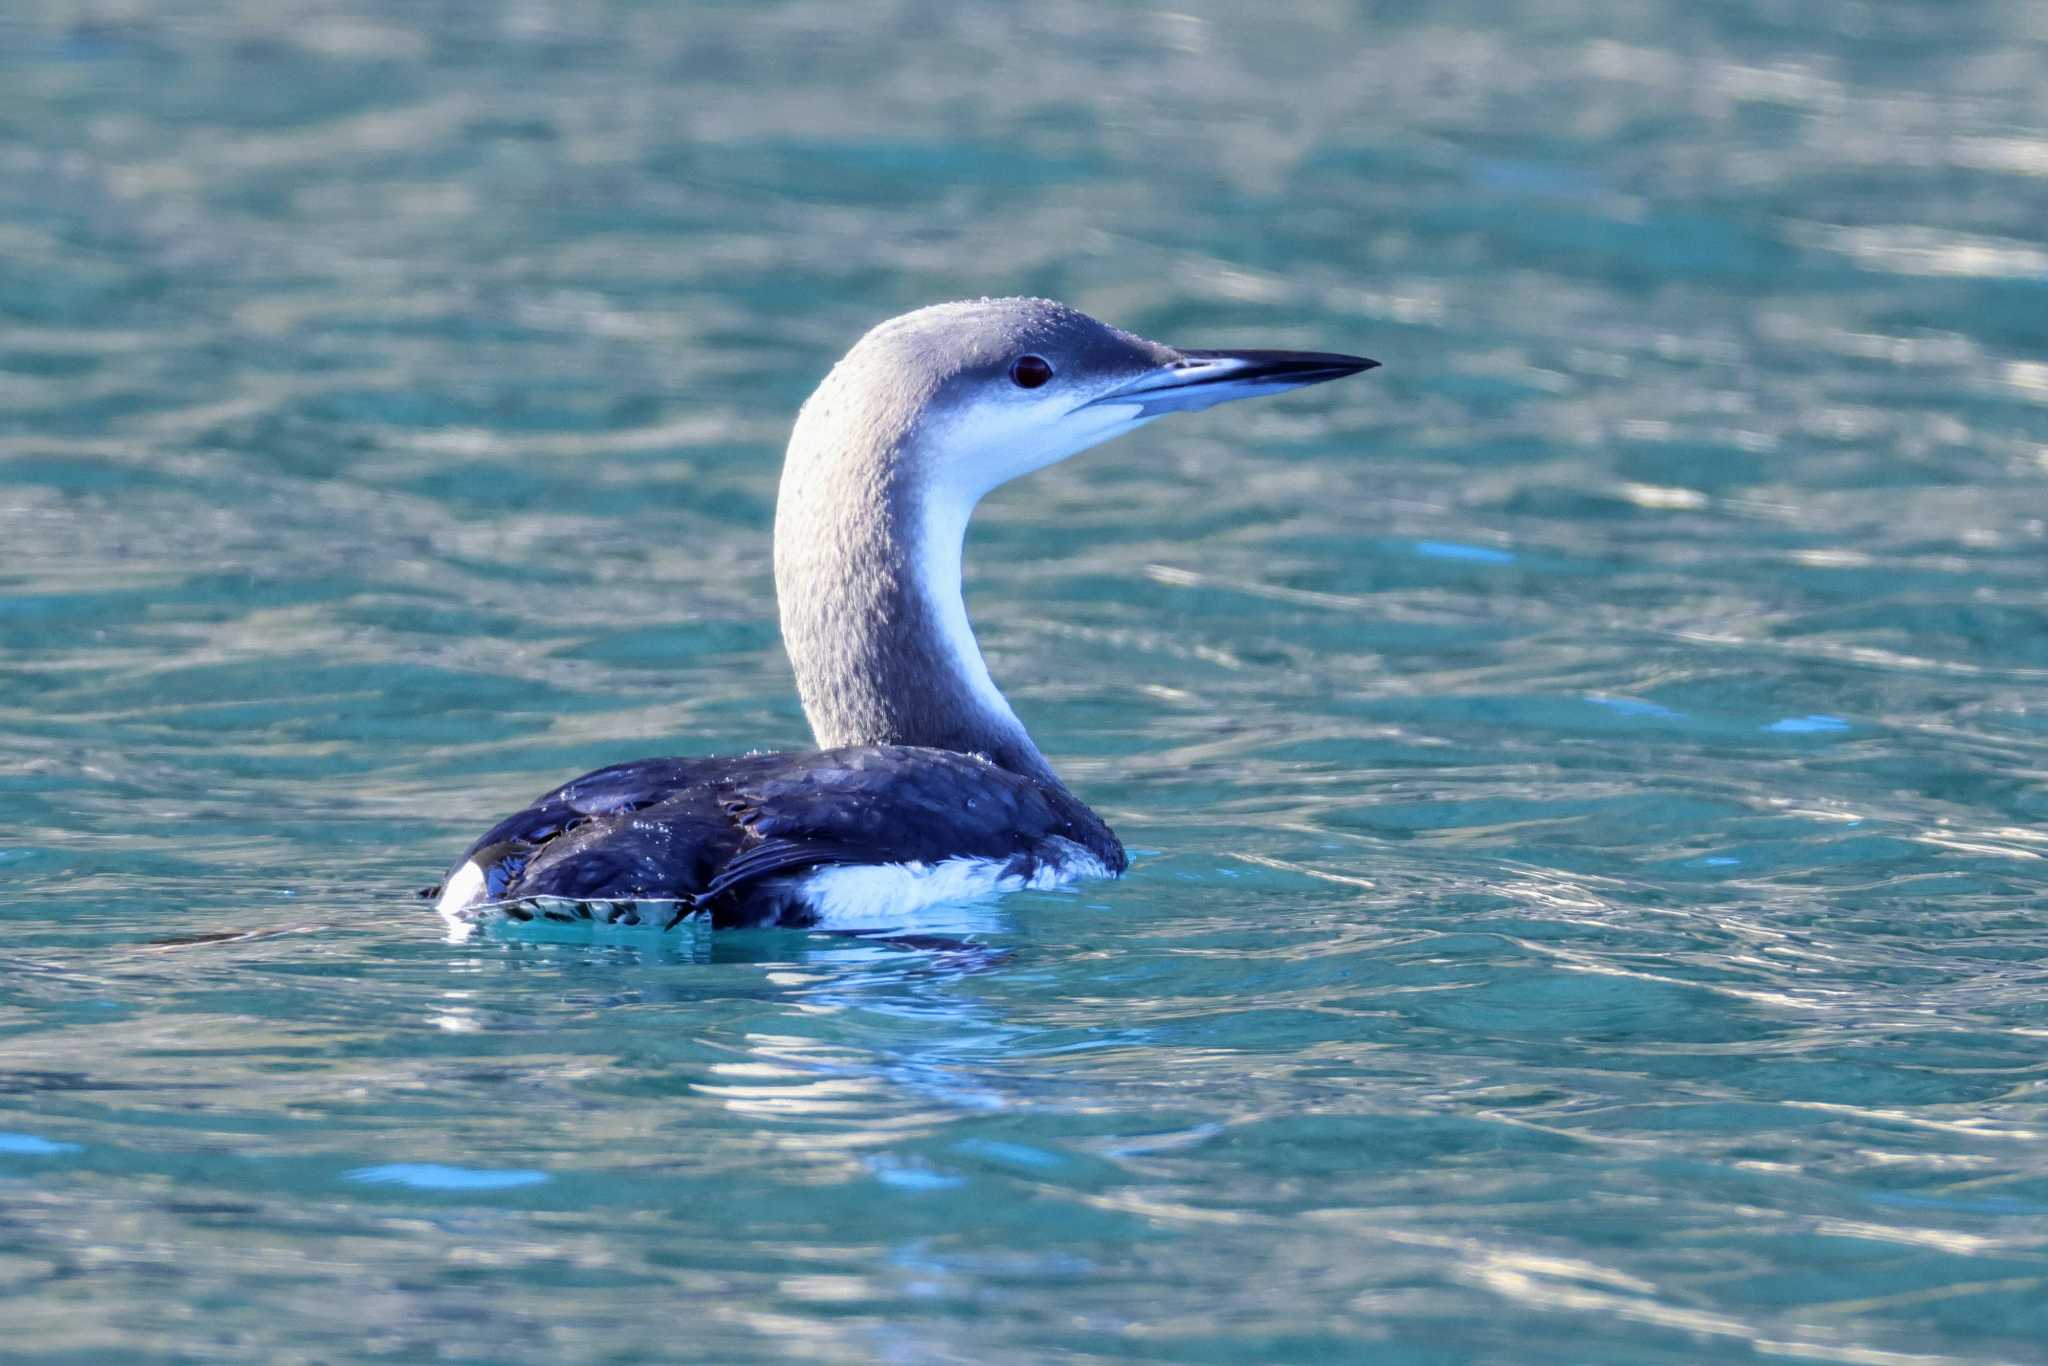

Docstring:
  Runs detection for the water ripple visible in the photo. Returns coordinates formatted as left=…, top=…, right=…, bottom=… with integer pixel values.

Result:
left=2, top=0, right=2046, bottom=1361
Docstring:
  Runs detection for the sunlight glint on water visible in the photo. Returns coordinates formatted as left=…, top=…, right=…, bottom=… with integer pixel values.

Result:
left=2, top=1, right=2046, bottom=1360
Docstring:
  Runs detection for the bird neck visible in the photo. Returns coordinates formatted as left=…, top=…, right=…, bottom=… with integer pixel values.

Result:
left=773, top=442, right=1057, bottom=788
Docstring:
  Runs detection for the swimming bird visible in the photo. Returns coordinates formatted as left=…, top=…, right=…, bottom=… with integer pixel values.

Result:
left=432, top=298, right=1376, bottom=933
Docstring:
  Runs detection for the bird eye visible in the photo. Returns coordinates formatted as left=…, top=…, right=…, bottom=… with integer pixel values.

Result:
left=1009, top=355, right=1054, bottom=389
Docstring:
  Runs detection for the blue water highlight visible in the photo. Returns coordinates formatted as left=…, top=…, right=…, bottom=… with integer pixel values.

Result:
left=0, top=1134, right=82, bottom=1157
left=1415, top=540, right=1517, bottom=565
left=2, top=1, right=2044, bottom=1362
left=345, top=1164, right=552, bottom=1192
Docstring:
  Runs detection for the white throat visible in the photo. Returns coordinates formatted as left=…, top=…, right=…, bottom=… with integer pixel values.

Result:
left=915, top=481, right=1026, bottom=736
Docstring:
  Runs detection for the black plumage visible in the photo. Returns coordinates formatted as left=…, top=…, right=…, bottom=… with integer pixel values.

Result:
left=438, top=747, right=1125, bottom=929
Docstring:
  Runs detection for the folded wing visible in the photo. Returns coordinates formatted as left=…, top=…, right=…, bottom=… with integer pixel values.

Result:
left=439, top=746, right=1122, bottom=928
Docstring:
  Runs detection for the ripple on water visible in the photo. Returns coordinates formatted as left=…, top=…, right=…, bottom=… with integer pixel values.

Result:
left=2, top=0, right=2047, bottom=1362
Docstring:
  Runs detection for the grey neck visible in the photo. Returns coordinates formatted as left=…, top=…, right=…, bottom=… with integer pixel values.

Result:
left=774, top=408, right=1057, bottom=787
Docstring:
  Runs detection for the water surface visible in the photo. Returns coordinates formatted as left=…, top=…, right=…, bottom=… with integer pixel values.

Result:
left=3, top=1, right=2047, bottom=1360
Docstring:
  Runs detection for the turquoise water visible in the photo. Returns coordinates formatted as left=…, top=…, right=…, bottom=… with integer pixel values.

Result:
left=4, top=0, right=2047, bottom=1359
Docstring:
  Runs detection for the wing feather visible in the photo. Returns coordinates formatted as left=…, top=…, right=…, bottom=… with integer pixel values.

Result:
left=443, top=746, right=1119, bottom=927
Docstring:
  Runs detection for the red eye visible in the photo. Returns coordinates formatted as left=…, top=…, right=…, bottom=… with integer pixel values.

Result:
left=1009, top=355, right=1054, bottom=389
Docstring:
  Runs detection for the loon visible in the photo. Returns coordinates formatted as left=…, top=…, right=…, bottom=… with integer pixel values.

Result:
left=432, top=298, right=1377, bottom=934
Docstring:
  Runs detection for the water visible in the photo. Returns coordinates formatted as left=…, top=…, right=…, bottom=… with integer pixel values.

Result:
left=3, top=1, right=2046, bottom=1359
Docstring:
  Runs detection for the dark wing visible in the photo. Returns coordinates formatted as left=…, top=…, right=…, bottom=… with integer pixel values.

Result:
left=701, top=747, right=1095, bottom=900
left=442, top=746, right=1120, bottom=928
left=438, top=756, right=718, bottom=902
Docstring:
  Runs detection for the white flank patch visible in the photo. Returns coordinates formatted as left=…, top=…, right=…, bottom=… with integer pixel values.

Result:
left=797, top=846, right=1108, bottom=930
left=434, top=861, right=487, bottom=922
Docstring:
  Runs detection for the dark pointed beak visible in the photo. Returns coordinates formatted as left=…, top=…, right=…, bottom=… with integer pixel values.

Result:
left=1083, top=348, right=1380, bottom=416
